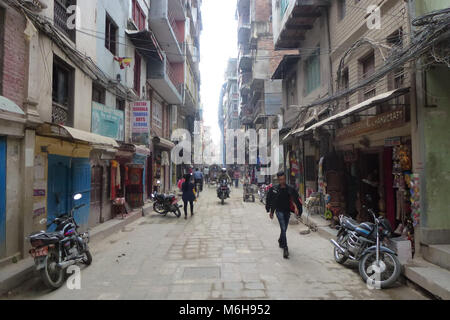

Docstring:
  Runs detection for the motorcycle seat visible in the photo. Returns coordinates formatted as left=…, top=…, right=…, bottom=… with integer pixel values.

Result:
left=342, top=218, right=359, bottom=230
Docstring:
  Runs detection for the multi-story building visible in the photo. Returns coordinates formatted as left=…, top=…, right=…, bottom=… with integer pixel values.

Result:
left=150, top=0, right=202, bottom=184
left=0, top=0, right=202, bottom=266
left=271, top=0, right=450, bottom=291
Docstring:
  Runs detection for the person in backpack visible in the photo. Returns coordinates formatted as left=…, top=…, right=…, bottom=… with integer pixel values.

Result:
left=181, top=174, right=196, bottom=220
left=265, top=171, right=303, bottom=259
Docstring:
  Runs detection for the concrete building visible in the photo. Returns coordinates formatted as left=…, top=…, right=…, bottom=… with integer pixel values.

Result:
left=271, top=0, right=450, bottom=296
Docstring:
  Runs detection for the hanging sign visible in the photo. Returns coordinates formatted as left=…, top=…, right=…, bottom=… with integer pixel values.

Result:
left=132, top=101, right=150, bottom=144
left=336, top=107, right=405, bottom=140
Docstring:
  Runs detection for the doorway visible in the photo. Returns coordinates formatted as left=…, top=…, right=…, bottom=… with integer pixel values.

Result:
left=89, top=165, right=103, bottom=227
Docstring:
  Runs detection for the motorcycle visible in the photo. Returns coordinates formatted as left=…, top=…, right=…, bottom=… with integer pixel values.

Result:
left=151, top=191, right=182, bottom=218
left=330, top=195, right=402, bottom=289
left=27, top=194, right=92, bottom=289
left=258, top=183, right=272, bottom=205
left=217, top=179, right=230, bottom=205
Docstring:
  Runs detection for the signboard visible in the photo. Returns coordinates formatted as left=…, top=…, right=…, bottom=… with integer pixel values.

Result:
left=132, top=101, right=150, bottom=144
left=385, top=136, right=402, bottom=147
left=336, top=107, right=405, bottom=140
left=92, top=102, right=124, bottom=141
left=153, top=100, right=163, bottom=129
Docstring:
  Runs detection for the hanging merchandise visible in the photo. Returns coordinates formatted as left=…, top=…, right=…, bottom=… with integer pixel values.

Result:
left=410, top=174, right=421, bottom=227
left=290, top=153, right=299, bottom=177
left=318, top=157, right=325, bottom=194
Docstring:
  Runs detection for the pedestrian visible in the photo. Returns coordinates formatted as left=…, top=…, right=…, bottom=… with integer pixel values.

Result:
left=193, top=168, right=204, bottom=192
left=234, top=169, right=240, bottom=188
left=181, top=174, right=195, bottom=220
left=203, top=166, right=210, bottom=184
left=266, top=171, right=302, bottom=259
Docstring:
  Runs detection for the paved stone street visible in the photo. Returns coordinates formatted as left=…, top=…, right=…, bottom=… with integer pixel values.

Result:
left=4, top=187, right=427, bottom=300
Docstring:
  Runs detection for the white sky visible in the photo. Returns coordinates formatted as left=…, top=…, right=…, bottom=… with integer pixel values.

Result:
left=199, top=0, right=237, bottom=146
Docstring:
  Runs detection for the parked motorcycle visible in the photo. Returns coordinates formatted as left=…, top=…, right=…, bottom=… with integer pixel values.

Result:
left=330, top=195, right=402, bottom=289
left=151, top=191, right=182, bottom=218
left=27, top=194, right=92, bottom=289
left=217, top=179, right=230, bottom=205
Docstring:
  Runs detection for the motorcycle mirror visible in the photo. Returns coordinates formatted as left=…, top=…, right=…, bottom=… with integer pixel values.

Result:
left=39, top=218, right=47, bottom=225
left=73, top=193, right=82, bottom=200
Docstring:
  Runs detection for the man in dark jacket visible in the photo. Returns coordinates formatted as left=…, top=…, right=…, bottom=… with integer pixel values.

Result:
left=266, top=171, right=302, bottom=259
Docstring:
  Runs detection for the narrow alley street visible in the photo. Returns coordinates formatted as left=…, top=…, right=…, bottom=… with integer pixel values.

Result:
left=4, top=186, right=427, bottom=300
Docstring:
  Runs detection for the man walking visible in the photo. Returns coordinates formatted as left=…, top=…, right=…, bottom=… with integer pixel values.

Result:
left=266, top=171, right=302, bottom=259
left=193, top=168, right=204, bottom=193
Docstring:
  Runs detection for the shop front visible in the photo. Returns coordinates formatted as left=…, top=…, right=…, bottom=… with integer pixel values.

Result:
left=306, top=88, right=416, bottom=254
left=152, top=136, right=175, bottom=193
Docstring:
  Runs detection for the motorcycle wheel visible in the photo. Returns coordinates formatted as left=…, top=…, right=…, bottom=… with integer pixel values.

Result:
left=153, top=202, right=166, bottom=214
left=40, top=248, right=65, bottom=289
left=221, top=197, right=224, bottom=205
left=334, top=235, right=348, bottom=264
left=175, top=208, right=181, bottom=218
left=358, top=251, right=402, bottom=289
left=82, top=249, right=93, bottom=266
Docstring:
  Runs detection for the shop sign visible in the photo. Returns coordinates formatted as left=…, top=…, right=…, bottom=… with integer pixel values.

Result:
left=131, top=101, right=150, bottom=144
left=385, top=136, right=402, bottom=147
left=92, top=102, right=124, bottom=141
left=336, top=107, right=405, bottom=140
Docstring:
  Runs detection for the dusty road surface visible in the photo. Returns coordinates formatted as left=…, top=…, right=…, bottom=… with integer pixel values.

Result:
left=3, top=186, right=427, bottom=300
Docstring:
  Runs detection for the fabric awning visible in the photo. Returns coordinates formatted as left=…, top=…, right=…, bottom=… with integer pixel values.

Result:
left=37, top=123, right=119, bottom=148
left=125, top=29, right=163, bottom=61
left=153, top=136, right=175, bottom=150
left=305, top=88, right=410, bottom=132
left=0, top=96, right=25, bottom=115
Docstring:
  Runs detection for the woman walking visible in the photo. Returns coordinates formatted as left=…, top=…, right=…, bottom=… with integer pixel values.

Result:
left=181, top=174, right=196, bottom=219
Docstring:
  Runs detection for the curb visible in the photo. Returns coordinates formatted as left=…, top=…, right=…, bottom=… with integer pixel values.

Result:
left=0, top=206, right=149, bottom=296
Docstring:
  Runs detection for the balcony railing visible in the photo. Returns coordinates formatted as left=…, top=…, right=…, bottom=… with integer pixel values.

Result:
left=52, top=102, right=70, bottom=126
left=168, top=9, right=181, bottom=45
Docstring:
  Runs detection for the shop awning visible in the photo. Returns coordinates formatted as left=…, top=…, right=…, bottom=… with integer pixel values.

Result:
left=0, top=96, right=25, bottom=115
left=152, top=136, right=175, bottom=150
left=125, top=29, right=163, bottom=61
left=306, top=88, right=410, bottom=132
left=37, top=123, right=119, bottom=148
left=283, top=126, right=306, bottom=141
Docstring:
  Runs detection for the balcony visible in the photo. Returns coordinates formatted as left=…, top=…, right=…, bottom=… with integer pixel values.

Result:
left=238, top=13, right=251, bottom=45
left=240, top=104, right=253, bottom=125
left=54, top=0, right=76, bottom=42
left=150, top=0, right=185, bottom=63
left=147, top=53, right=183, bottom=104
left=275, top=0, right=330, bottom=50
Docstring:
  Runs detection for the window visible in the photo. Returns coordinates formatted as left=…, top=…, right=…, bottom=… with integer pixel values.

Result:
left=340, top=68, right=350, bottom=108
left=92, top=84, right=105, bottom=104
left=305, top=48, right=321, bottom=95
left=387, top=28, right=403, bottom=49
left=132, top=0, right=146, bottom=30
left=116, top=98, right=125, bottom=111
left=338, top=0, right=346, bottom=21
left=52, top=55, right=74, bottom=126
left=287, top=72, right=297, bottom=106
left=360, top=51, right=375, bottom=79
left=134, top=50, right=141, bottom=95
left=54, top=0, right=76, bottom=42
left=105, top=14, right=118, bottom=55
